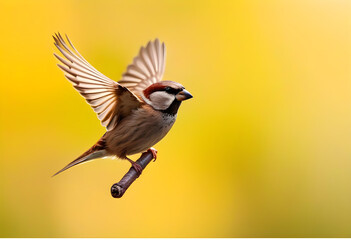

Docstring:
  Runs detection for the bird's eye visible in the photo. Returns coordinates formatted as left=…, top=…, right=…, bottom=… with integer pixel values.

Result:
left=164, top=87, right=172, bottom=92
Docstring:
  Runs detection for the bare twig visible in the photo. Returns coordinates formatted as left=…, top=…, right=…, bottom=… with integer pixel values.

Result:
left=111, top=151, right=154, bottom=198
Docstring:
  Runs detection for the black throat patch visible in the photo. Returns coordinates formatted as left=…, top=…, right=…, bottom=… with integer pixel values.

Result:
left=161, top=100, right=181, bottom=115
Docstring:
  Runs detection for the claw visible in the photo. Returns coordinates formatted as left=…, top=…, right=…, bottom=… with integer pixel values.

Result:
left=147, top=147, right=158, bottom=162
left=132, top=162, right=143, bottom=175
left=126, top=158, right=143, bottom=175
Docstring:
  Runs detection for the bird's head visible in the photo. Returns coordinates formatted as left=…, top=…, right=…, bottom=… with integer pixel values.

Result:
left=141, top=81, right=193, bottom=114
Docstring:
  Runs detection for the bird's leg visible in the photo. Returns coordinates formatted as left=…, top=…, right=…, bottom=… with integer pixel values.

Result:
left=147, top=147, right=158, bottom=162
left=126, top=157, right=143, bottom=175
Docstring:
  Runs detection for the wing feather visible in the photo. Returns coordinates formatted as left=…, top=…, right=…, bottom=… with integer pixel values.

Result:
left=53, top=33, right=141, bottom=131
left=119, top=39, right=166, bottom=96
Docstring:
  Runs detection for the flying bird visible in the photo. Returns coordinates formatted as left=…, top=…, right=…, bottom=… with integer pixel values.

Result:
left=52, top=33, right=193, bottom=176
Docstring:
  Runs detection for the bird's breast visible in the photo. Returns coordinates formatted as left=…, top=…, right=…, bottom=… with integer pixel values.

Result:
left=105, top=107, right=177, bottom=157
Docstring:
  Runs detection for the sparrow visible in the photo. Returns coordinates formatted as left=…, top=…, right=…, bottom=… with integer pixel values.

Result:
left=52, top=33, right=192, bottom=176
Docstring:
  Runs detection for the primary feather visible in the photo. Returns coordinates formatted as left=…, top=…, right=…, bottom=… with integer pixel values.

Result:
left=119, top=39, right=166, bottom=96
left=53, top=33, right=141, bottom=131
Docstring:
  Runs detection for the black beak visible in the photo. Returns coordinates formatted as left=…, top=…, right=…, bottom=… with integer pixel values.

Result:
left=176, top=89, right=193, bottom=101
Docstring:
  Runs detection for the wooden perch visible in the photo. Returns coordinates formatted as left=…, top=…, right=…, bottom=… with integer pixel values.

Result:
left=111, top=151, right=154, bottom=198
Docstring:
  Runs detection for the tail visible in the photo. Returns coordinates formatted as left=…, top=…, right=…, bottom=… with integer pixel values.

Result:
left=52, top=137, right=107, bottom=177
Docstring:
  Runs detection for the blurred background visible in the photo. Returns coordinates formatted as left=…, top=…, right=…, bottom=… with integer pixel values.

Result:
left=0, top=0, right=350, bottom=237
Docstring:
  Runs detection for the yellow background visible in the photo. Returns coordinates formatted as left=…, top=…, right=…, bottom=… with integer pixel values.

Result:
left=0, top=0, right=350, bottom=237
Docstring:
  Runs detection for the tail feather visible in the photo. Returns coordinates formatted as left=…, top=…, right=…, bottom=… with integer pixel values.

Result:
left=52, top=136, right=107, bottom=177
left=52, top=150, right=107, bottom=177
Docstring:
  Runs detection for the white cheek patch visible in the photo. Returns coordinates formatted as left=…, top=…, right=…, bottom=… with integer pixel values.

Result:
left=148, top=91, right=175, bottom=110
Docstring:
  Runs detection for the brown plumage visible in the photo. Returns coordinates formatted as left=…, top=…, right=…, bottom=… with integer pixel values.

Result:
left=52, top=33, right=192, bottom=176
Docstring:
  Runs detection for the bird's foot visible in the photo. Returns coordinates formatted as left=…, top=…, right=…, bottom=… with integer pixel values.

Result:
left=147, top=147, right=158, bottom=162
left=126, top=158, right=143, bottom=175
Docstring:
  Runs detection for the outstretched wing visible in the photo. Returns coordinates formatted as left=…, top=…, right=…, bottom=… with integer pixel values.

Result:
left=53, top=33, right=141, bottom=131
left=118, top=39, right=166, bottom=96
